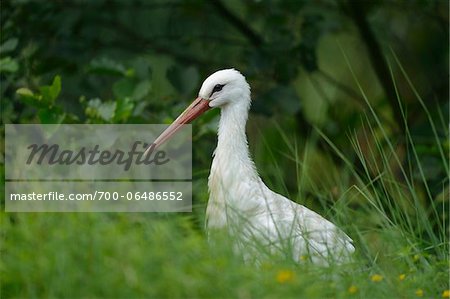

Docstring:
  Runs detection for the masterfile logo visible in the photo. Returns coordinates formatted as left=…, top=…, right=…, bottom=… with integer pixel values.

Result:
left=26, top=141, right=170, bottom=171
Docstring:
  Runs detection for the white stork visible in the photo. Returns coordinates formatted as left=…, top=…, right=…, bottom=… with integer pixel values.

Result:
left=151, top=69, right=354, bottom=264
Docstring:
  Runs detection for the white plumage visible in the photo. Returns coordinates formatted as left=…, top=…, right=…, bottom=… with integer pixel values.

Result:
left=154, top=69, right=354, bottom=264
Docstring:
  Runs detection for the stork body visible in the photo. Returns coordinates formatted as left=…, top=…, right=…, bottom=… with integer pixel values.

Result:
left=152, top=69, right=354, bottom=264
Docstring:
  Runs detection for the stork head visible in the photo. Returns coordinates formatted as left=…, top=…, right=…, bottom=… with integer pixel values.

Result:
left=147, top=69, right=250, bottom=149
left=199, top=68, right=250, bottom=108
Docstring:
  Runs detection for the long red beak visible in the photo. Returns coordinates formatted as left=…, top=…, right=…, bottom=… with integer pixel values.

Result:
left=145, top=97, right=211, bottom=154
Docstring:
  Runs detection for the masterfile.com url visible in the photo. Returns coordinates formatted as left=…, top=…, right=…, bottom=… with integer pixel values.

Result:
left=10, top=191, right=113, bottom=201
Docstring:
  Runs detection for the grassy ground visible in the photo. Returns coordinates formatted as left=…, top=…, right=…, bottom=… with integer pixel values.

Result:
left=0, top=208, right=448, bottom=298
left=1, top=160, right=448, bottom=299
left=1, top=58, right=449, bottom=298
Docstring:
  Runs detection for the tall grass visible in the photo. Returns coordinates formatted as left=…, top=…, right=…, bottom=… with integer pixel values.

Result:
left=1, top=55, right=449, bottom=298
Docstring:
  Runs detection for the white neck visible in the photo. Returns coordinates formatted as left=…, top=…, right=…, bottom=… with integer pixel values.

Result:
left=218, top=104, right=249, bottom=158
left=208, top=100, right=260, bottom=208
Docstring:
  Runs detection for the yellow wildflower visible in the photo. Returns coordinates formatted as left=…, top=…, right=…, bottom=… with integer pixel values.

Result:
left=348, top=285, right=358, bottom=294
left=370, top=274, right=384, bottom=282
left=413, top=254, right=420, bottom=262
left=276, top=270, right=294, bottom=283
left=398, top=274, right=406, bottom=281
left=443, top=290, right=450, bottom=298
left=415, top=289, right=424, bottom=297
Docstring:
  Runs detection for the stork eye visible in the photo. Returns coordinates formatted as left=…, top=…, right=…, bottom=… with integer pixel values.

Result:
left=210, top=84, right=225, bottom=96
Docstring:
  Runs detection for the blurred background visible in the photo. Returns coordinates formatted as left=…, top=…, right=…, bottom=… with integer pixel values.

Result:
left=1, top=0, right=449, bottom=298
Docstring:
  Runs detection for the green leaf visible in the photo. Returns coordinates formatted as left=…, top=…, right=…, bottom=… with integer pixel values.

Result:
left=166, top=65, right=199, bottom=94
left=16, top=87, right=46, bottom=108
left=16, top=76, right=61, bottom=108
left=0, top=57, right=19, bottom=73
left=38, top=107, right=66, bottom=124
left=113, top=78, right=151, bottom=101
left=39, top=75, right=61, bottom=104
left=114, top=97, right=134, bottom=122
left=16, top=87, right=35, bottom=98
left=113, top=78, right=136, bottom=99
left=132, top=80, right=151, bottom=100
left=0, top=38, right=19, bottom=54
